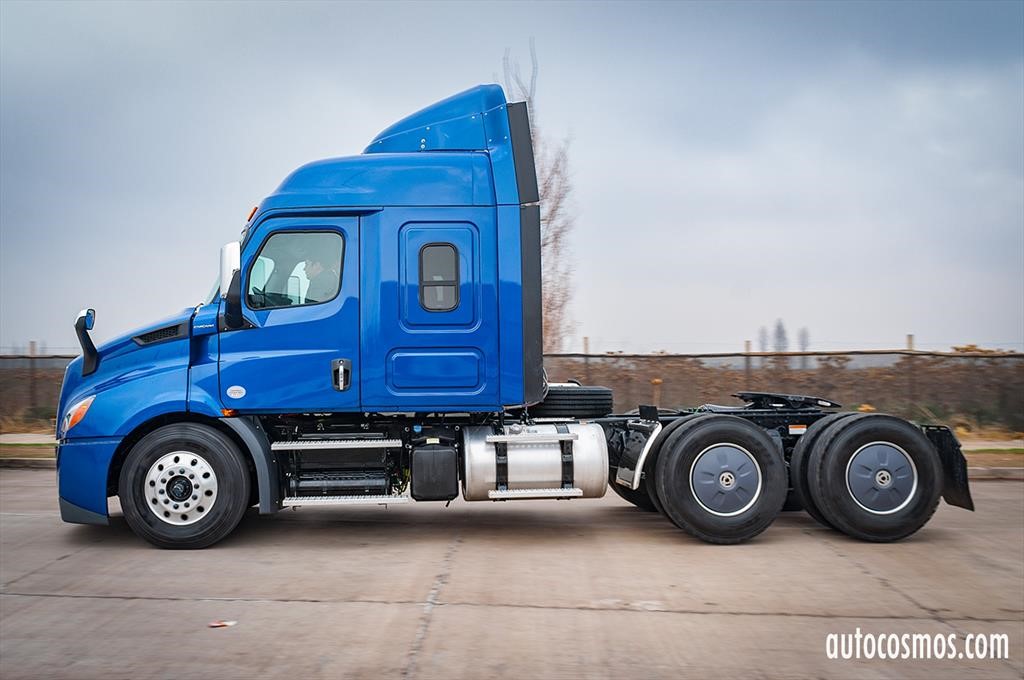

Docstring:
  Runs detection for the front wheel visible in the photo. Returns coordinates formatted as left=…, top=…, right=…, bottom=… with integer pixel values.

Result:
left=119, top=423, right=251, bottom=549
left=654, top=415, right=787, bottom=544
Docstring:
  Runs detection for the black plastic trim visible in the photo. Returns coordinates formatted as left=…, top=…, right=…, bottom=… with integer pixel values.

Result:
left=520, top=204, right=545, bottom=404
left=507, top=101, right=540, bottom=205
left=221, top=416, right=280, bottom=514
left=74, top=312, right=98, bottom=376
left=59, top=497, right=108, bottom=525
left=132, top=322, right=189, bottom=346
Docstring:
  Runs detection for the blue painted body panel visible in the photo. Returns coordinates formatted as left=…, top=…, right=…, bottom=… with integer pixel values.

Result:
left=359, top=207, right=500, bottom=410
left=187, top=302, right=222, bottom=418
left=264, top=153, right=495, bottom=210
left=219, top=216, right=361, bottom=412
left=57, top=438, right=120, bottom=516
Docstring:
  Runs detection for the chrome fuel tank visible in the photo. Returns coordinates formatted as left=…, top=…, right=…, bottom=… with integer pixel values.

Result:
left=461, top=423, right=608, bottom=501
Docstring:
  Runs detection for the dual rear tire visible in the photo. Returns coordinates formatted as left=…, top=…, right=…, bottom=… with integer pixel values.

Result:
left=651, top=415, right=789, bottom=544
left=801, top=414, right=942, bottom=541
left=631, top=412, right=942, bottom=544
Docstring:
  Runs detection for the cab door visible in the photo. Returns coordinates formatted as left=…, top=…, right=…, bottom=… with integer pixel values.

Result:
left=218, top=217, right=360, bottom=412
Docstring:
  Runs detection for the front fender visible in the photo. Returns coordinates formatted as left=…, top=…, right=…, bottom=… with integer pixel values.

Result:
left=65, top=339, right=190, bottom=439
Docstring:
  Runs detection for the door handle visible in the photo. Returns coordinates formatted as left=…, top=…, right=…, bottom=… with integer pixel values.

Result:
left=332, top=358, right=351, bottom=391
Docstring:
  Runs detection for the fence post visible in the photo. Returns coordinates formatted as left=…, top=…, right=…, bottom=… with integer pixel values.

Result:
left=651, top=378, right=662, bottom=408
left=744, top=340, right=752, bottom=390
left=583, top=336, right=591, bottom=384
left=28, top=340, right=38, bottom=413
left=906, top=334, right=916, bottom=411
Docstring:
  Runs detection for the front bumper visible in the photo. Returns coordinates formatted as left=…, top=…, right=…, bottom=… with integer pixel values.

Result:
left=56, top=437, right=120, bottom=524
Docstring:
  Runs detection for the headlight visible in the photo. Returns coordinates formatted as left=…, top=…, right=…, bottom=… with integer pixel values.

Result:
left=61, top=396, right=95, bottom=437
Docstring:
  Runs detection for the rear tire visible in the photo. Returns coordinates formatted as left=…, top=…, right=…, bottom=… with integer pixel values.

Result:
left=119, top=423, right=251, bottom=549
left=609, top=475, right=658, bottom=511
left=788, top=412, right=856, bottom=528
left=807, top=414, right=941, bottom=542
left=530, top=384, right=614, bottom=419
left=642, top=414, right=705, bottom=517
left=654, top=415, right=787, bottom=544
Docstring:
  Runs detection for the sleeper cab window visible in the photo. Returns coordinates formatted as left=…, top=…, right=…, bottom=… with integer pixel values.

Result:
left=419, top=243, right=459, bottom=312
left=247, top=231, right=344, bottom=310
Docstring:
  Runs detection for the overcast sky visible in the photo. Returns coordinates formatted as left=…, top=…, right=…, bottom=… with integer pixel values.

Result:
left=2, top=0, right=1022, bottom=353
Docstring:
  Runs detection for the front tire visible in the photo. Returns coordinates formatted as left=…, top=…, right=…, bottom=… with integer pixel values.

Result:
left=119, top=423, right=251, bottom=549
left=654, top=415, right=787, bottom=544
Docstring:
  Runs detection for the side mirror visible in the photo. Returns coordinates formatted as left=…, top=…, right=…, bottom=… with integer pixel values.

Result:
left=219, top=241, right=244, bottom=331
left=76, top=308, right=96, bottom=332
left=219, top=241, right=240, bottom=298
left=74, top=308, right=98, bottom=376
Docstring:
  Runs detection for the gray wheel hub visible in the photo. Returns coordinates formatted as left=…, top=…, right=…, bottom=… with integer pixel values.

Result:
left=689, top=443, right=762, bottom=517
left=145, top=451, right=218, bottom=526
left=845, top=441, right=917, bottom=515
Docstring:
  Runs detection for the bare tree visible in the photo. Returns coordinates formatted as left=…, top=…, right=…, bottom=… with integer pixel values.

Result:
left=773, top=319, right=789, bottom=353
left=757, top=326, right=768, bottom=352
left=500, top=40, right=575, bottom=352
left=798, top=327, right=810, bottom=369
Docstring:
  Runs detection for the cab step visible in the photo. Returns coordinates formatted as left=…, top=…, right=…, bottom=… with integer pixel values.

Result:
left=271, top=438, right=403, bottom=451
left=487, top=487, right=583, bottom=500
left=281, top=492, right=411, bottom=507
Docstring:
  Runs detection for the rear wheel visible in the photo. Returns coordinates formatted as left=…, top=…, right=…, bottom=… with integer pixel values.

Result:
left=807, top=414, right=941, bottom=542
left=788, top=412, right=856, bottom=528
left=642, top=414, right=705, bottom=517
left=654, top=415, right=787, bottom=543
left=119, top=423, right=251, bottom=549
left=609, top=475, right=658, bottom=511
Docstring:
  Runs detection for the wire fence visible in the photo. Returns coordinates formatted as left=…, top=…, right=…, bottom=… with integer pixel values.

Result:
left=544, top=350, right=1024, bottom=430
left=2, top=350, right=1022, bottom=432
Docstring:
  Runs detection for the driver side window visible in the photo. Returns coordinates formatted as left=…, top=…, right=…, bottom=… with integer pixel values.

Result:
left=247, top=231, right=344, bottom=310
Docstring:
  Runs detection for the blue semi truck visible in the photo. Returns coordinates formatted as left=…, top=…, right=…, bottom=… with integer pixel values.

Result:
left=55, top=85, right=973, bottom=548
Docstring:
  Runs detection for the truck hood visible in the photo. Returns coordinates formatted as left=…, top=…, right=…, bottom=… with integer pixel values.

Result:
left=57, top=307, right=196, bottom=435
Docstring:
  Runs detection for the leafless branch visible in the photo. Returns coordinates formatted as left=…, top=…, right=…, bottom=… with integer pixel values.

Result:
left=502, top=41, right=575, bottom=352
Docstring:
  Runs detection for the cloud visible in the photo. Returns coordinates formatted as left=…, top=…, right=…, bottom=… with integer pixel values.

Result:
left=1, top=1, right=1021, bottom=352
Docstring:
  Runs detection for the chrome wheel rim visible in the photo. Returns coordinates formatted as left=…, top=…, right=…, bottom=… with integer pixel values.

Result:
left=845, top=441, right=917, bottom=515
left=689, top=443, right=762, bottom=517
left=144, top=451, right=218, bottom=526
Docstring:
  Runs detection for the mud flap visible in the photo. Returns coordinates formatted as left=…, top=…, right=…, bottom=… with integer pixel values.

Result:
left=613, top=407, right=662, bottom=490
left=923, top=425, right=974, bottom=511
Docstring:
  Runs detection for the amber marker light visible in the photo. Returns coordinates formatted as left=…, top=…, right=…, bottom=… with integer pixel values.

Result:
left=246, top=206, right=258, bottom=222
left=62, top=395, right=96, bottom=436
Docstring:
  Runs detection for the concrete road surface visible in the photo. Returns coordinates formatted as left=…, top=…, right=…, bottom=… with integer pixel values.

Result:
left=1, top=469, right=1022, bottom=679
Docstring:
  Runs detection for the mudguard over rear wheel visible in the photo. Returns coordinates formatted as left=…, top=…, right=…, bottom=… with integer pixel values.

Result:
left=807, top=414, right=941, bottom=542
left=119, top=423, right=251, bottom=549
left=653, top=414, right=788, bottom=544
